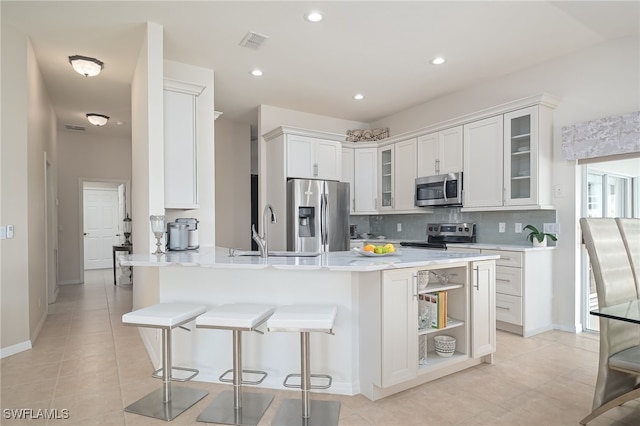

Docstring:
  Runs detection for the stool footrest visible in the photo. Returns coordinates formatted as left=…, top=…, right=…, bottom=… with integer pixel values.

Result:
left=218, top=368, right=268, bottom=385
left=152, top=366, right=199, bottom=382
left=283, top=373, right=332, bottom=390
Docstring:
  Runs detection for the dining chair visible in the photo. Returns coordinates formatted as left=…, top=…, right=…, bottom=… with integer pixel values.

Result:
left=616, top=218, right=640, bottom=293
left=579, top=218, right=640, bottom=424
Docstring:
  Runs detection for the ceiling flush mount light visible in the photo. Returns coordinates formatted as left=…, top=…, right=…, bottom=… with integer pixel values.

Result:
left=86, top=113, right=109, bottom=126
left=305, top=11, right=324, bottom=22
left=69, top=55, right=104, bottom=77
left=250, top=69, right=263, bottom=77
left=430, top=56, right=446, bottom=65
left=353, top=93, right=364, bottom=100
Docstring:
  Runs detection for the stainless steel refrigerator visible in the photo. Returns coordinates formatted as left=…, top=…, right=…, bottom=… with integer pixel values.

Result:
left=287, top=179, right=350, bottom=253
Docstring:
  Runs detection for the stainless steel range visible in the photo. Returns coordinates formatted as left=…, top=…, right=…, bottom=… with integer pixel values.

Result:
left=400, top=223, right=476, bottom=250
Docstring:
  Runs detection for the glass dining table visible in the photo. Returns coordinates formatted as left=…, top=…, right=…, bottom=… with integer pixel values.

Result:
left=590, top=299, right=640, bottom=325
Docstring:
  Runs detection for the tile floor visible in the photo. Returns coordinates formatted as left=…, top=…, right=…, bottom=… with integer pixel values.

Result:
left=1, top=269, right=639, bottom=426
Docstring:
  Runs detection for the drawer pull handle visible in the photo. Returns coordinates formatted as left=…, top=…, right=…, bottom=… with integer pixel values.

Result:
left=496, top=278, right=511, bottom=282
left=497, top=306, right=510, bottom=310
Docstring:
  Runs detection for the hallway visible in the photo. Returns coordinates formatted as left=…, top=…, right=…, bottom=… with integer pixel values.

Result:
left=1, top=269, right=639, bottom=425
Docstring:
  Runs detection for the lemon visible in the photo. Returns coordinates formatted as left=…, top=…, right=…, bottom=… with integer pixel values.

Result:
left=384, top=243, right=395, bottom=253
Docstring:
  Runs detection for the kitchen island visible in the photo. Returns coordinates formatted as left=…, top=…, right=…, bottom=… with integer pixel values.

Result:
left=120, top=247, right=499, bottom=400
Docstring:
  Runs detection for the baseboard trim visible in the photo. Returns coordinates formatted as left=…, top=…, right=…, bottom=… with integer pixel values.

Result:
left=58, top=279, right=82, bottom=285
left=0, top=340, right=32, bottom=359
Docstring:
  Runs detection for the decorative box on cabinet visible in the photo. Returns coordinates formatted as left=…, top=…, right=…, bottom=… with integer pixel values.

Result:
left=163, top=79, right=205, bottom=209
left=417, top=126, right=463, bottom=177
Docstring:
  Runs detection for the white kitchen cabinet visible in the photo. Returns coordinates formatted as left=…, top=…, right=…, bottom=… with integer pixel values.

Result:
left=463, top=104, right=555, bottom=211
left=377, top=139, right=417, bottom=212
left=463, top=115, right=504, bottom=208
left=471, top=260, right=496, bottom=358
left=482, top=248, right=553, bottom=337
left=381, top=269, right=418, bottom=387
left=163, top=80, right=204, bottom=209
left=417, top=126, right=463, bottom=177
left=353, top=148, right=378, bottom=213
left=287, top=134, right=341, bottom=181
left=341, top=147, right=355, bottom=212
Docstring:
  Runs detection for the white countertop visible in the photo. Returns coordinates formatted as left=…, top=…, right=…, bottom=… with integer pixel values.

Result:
left=119, top=246, right=499, bottom=272
left=351, top=239, right=555, bottom=252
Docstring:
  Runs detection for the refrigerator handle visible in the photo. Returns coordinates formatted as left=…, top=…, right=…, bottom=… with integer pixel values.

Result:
left=321, top=193, right=328, bottom=246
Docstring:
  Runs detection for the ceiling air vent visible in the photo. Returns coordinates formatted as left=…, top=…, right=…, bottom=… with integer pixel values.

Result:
left=239, top=31, right=269, bottom=50
left=64, top=124, right=86, bottom=132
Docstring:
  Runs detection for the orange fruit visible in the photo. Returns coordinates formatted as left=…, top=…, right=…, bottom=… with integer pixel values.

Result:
left=363, top=244, right=375, bottom=252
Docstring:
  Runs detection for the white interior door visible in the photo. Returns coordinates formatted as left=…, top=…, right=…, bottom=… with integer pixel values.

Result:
left=84, top=188, right=120, bottom=270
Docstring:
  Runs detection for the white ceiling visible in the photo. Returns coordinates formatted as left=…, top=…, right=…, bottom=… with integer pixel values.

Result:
left=3, top=1, right=639, bottom=138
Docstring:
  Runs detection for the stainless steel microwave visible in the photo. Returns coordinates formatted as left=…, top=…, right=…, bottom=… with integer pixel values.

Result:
left=415, top=172, right=463, bottom=207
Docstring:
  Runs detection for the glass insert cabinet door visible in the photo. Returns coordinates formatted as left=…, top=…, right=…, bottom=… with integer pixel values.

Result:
left=503, top=106, right=539, bottom=205
left=378, top=146, right=394, bottom=209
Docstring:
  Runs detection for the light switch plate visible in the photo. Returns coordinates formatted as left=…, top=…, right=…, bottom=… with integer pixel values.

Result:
left=397, top=223, right=402, bottom=232
left=544, top=223, right=560, bottom=234
left=515, top=223, right=522, bottom=233
left=499, top=222, right=506, bottom=233
left=6, top=225, right=14, bottom=239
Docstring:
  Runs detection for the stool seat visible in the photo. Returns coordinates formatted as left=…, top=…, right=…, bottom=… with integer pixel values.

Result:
left=196, top=304, right=274, bottom=330
left=122, top=303, right=207, bottom=328
left=267, top=305, right=337, bottom=333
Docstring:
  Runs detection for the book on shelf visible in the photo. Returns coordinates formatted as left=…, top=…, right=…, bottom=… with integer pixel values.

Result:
left=419, top=291, right=447, bottom=329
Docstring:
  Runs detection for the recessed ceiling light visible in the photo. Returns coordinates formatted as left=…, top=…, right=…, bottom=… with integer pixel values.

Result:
left=305, top=11, right=324, bottom=22
left=250, top=69, right=263, bottom=77
left=353, top=94, right=364, bottom=100
left=430, top=56, right=446, bottom=65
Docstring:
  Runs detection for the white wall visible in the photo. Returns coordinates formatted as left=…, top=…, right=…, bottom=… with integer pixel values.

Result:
left=215, top=118, right=251, bottom=249
left=1, top=23, right=57, bottom=355
left=56, top=131, right=132, bottom=283
left=371, top=36, right=640, bottom=332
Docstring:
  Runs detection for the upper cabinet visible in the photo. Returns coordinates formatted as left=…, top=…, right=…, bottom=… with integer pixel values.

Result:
left=164, top=79, right=205, bottom=209
left=417, top=126, right=463, bottom=177
left=286, top=134, right=342, bottom=181
left=353, top=148, right=378, bottom=214
left=463, top=101, right=556, bottom=211
left=341, top=147, right=355, bottom=212
left=377, top=139, right=418, bottom=212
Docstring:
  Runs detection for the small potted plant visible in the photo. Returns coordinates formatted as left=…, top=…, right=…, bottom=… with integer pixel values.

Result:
left=524, top=224, right=557, bottom=247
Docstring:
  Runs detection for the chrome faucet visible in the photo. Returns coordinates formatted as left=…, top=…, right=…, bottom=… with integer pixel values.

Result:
left=252, top=204, right=277, bottom=257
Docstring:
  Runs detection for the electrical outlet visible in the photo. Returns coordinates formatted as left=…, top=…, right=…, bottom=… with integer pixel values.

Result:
left=499, top=222, right=506, bottom=233
left=515, top=223, right=522, bottom=233
left=544, top=223, right=560, bottom=234
left=397, top=223, right=402, bottom=232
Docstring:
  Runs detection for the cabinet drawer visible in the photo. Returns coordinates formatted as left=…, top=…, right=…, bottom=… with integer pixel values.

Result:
left=495, top=266, right=522, bottom=296
left=482, top=249, right=522, bottom=268
left=496, top=293, right=522, bottom=325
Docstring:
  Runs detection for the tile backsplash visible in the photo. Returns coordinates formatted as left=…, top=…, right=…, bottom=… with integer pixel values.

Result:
left=350, top=208, right=557, bottom=246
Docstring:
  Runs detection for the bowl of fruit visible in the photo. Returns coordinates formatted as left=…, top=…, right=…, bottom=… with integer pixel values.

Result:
left=353, top=243, right=399, bottom=257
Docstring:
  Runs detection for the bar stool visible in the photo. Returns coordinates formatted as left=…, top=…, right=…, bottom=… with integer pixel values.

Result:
left=122, top=303, right=208, bottom=421
left=195, top=304, right=275, bottom=426
left=267, top=304, right=340, bottom=426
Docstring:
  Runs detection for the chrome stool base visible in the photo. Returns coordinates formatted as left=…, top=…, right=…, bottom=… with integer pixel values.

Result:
left=197, top=390, right=274, bottom=426
left=272, top=399, right=340, bottom=426
left=124, top=385, right=208, bottom=421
